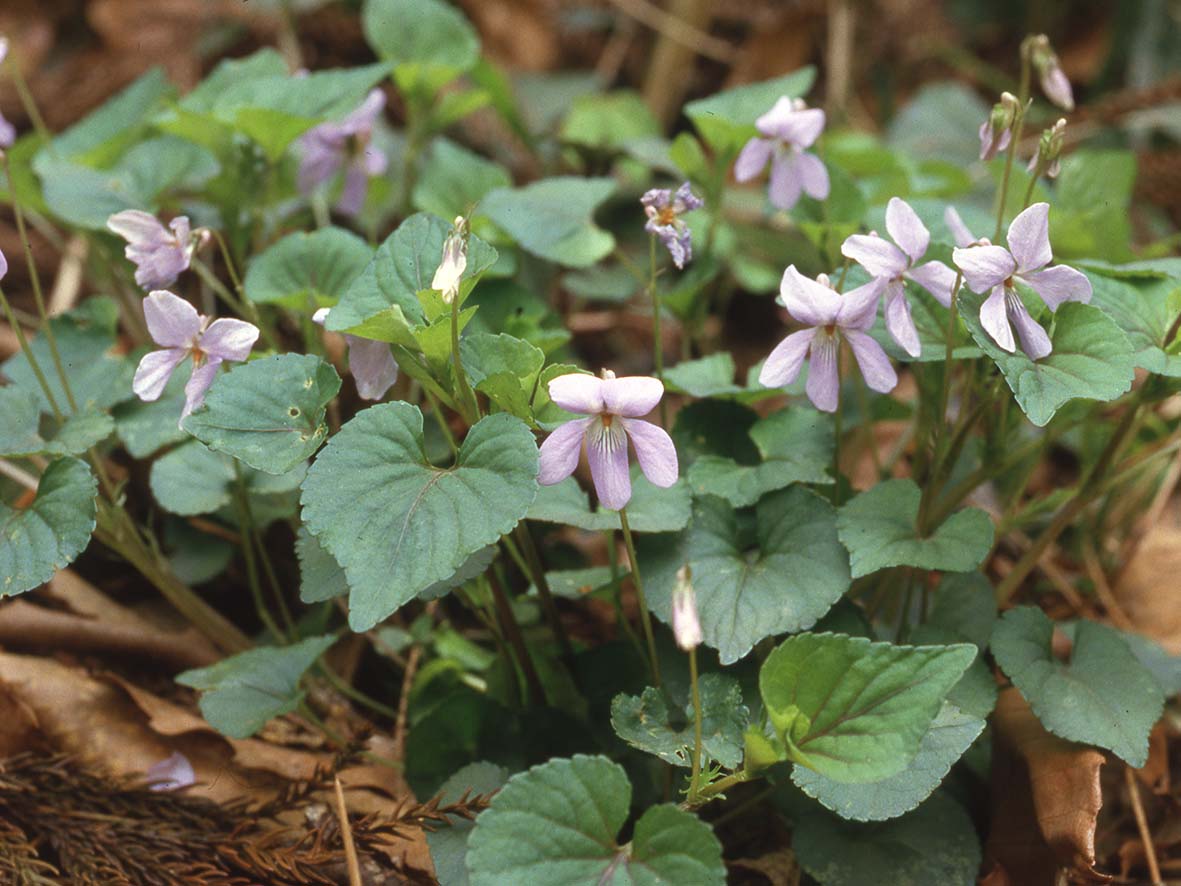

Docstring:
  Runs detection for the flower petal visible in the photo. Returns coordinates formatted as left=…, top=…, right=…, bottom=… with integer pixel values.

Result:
left=835, top=277, right=885, bottom=331
left=312, top=307, right=331, bottom=326
left=980, top=285, right=1015, bottom=353
left=805, top=333, right=840, bottom=413
left=779, top=265, right=840, bottom=326
left=182, top=359, right=221, bottom=418
left=885, top=197, right=930, bottom=264
left=538, top=417, right=592, bottom=486
left=845, top=329, right=898, bottom=394
left=759, top=329, right=815, bottom=388
left=1007, top=202, right=1052, bottom=274
left=107, top=210, right=168, bottom=245
left=757, top=100, right=826, bottom=147
left=1019, top=264, right=1092, bottom=311
left=734, top=137, right=773, bottom=182
left=795, top=151, right=829, bottom=199
left=346, top=336, right=399, bottom=400
left=1006, top=290, right=1052, bottom=360
left=906, top=260, right=958, bottom=307
left=132, top=348, right=187, bottom=402
left=143, top=290, right=202, bottom=348
left=767, top=153, right=803, bottom=210
left=621, top=418, right=678, bottom=488
left=953, top=244, right=1016, bottom=294
left=336, top=165, right=369, bottom=217
left=602, top=375, right=664, bottom=418
left=944, top=206, right=977, bottom=248
left=548, top=373, right=604, bottom=415
left=883, top=281, right=921, bottom=358
left=586, top=419, right=632, bottom=510
left=200, top=318, right=260, bottom=363
left=841, top=233, right=908, bottom=279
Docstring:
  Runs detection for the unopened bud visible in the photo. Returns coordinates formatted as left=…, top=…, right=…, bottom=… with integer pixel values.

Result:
left=671, top=565, right=702, bottom=652
left=431, top=216, right=469, bottom=304
left=1027, top=118, right=1066, bottom=179
left=979, top=92, right=1021, bottom=162
left=1028, top=35, right=1074, bottom=111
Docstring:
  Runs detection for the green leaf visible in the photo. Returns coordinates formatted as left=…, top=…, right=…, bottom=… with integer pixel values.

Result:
left=466, top=755, right=725, bottom=886
left=685, top=68, right=816, bottom=154
left=149, top=439, right=306, bottom=518
left=687, top=409, right=833, bottom=507
left=244, top=227, right=373, bottom=308
left=176, top=635, right=336, bottom=739
left=0, top=457, right=97, bottom=597
left=666, top=488, right=849, bottom=664
left=791, top=791, right=981, bottom=886
left=560, top=90, right=660, bottom=151
left=113, top=361, right=191, bottom=458
left=791, top=702, right=984, bottom=821
left=413, top=139, right=512, bottom=221
left=886, top=82, right=991, bottom=165
left=526, top=472, right=692, bottom=533
left=426, top=762, right=511, bottom=886
left=362, top=0, right=480, bottom=94
left=328, top=212, right=497, bottom=341
left=1081, top=269, right=1181, bottom=376
left=481, top=177, right=616, bottom=268
left=2, top=297, right=133, bottom=414
left=460, top=332, right=545, bottom=422
left=182, top=354, right=340, bottom=475
left=296, top=525, right=349, bottom=604
left=991, top=606, right=1164, bottom=767
left=662, top=353, right=744, bottom=398
left=164, top=519, right=232, bottom=586
left=836, top=479, right=994, bottom=578
left=1051, top=150, right=1136, bottom=261
left=0, top=387, right=113, bottom=457
left=610, top=673, right=748, bottom=768
left=759, top=632, right=976, bottom=782
left=300, top=404, right=538, bottom=631
left=959, top=292, right=1136, bottom=427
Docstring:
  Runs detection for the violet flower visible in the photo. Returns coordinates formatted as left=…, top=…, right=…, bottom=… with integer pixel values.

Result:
left=133, top=290, right=260, bottom=419
left=641, top=182, right=703, bottom=269
left=0, top=38, right=14, bottom=149
left=538, top=370, right=678, bottom=511
left=734, top=97, right=829, bottom=211
left=840, top=197, right=959, bottom=357
left=952, top=202, right=1091, bottom=360
left=298, top=89, right=388, bottom=217
left=146, top=752, right=196, bottom=792
left=759, top=267, right=896, bottom=413
left=107, top=210, right=205, bottom=291
left=313, top=307, right=398, bottom=401
left=944, top=206, right=978, bottom=248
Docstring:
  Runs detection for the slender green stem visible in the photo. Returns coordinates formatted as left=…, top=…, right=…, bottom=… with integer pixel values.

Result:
left=4, top=45, right=53, bottom=147
left=832, top=385, right=844, bottom=505
left=232, top=473, right=285, bottom=642
left=687, top=768, right=752, bottom=807
left=319, top=664, right=400, bottom=720
left=0, top=284, right=63, bottom=420
left=618, top=507, right=661, bottom=687
left=253, top=523, right=296, bottom=637
left=514, top=522, right=574, bottom=661
left=190, top=258, right=277, bottom=350
left=1022, top=169, right=1041, bottom=210
left=648, top=235, right=669, bottom=428
left=607, top=527, right=644, bottom=656
left=488, top=571, right=545, bottom=706
left=917, top=274, right=962, bottom=534
left=4, top=155, right=76, bottom=412
left=423, top=386, right=458, bottom=456
left=210, top=229, right=246, bottom=296
left=450, top=293, right=478, bottom=424
left=994, top=44, right=1033, bottom=240
left=687, top=647, right=704, bottom=800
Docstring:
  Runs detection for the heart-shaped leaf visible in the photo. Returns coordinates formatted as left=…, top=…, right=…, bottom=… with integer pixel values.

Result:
left=300, top=402, right=538, bottom=630
left=182, top=354, right=340, bottom=475
left=1081, top=268, right=1181, bottom=377
left=959, top=292, right=1136, bottom=427
left=837, top=478, right=994, bottom=578
left=759, top=632, right=976, bottom=782
left=526, top=472, right=692, bottom=533
left=0, top=387, right=113, bottom=457
left=685, top=68, right=816, bottom=154
left=176, top=635, right=336, bottom=738
left=244, top=227, right=373, bottom=309
left=465, top=755, right=725, bottom=886
left=362, top=0, right=480, bottom=94
left=149, top=439, right=305, bottom=521
left=426, top=762, right=511, bottom=886
left=991, top=606, right=1164, bottom=767
left=481, top=177, right=616, bottom=268
left=1, top=457, right=98, bottom=597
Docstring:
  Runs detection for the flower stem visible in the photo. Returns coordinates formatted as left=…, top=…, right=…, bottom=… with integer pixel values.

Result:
left=514, top=522, right=575, bottom=661
left=687, top=646, right=704, bottom=800
left=0, top=283, right=64, bottom=421
left=1021, top=169, right=1041, bottom=210
left=450, top=293, right=479, bottom=424
left=191, top=257, right=278, bottom=350
left=4, top=45, right=53, bottom=148
left=487, top=570, right=545, bottom=706
left=686, top=768, right=752, bottom=807
left=648, top=234, right=669, bottom=428
left=618, top=506, right=661, bottom=687
left=994, top=41, right=1033, bottom=240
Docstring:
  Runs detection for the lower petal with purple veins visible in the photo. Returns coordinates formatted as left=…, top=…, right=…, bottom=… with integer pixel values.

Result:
left=182, top=359, right=222, bottom=421
left=586, top=418, right=633, bottom=510
left=805, top=332, right=840, bottom=413
left=768, top=152, right=804, bottom=210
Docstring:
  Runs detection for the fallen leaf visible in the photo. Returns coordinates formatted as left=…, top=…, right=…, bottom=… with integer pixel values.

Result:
left=1117, top=521, right=1181, bottom=654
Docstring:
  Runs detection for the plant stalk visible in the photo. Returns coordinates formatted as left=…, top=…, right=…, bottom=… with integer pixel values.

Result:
left=618, top=507, right=661, bottom=687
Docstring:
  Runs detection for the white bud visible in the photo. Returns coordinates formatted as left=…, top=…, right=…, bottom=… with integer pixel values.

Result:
left=671, top=566, right=702, bottom=652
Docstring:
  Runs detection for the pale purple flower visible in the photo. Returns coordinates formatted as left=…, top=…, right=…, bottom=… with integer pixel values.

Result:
left=734, top=97, right=829, bottom=211
left=107, top=210, right=204, bottom=291
left=431, top=217, right=468, bottom=305
left=840, top=197, right=959, bottom=357
left=758, top=268, right=895, bottom=413
left=133, top=290, right=260, bottom=419
left=0, top=38, right=14, bottom=149
left=944, top=207, right=977, bottom=248
left=1030, top=35, right=1074, bottom=112
left=978, top=92, right=1020, bottom=162
left=641, top=182, right=703, bottom=269
left=146, top=752, right=196, bottom=791
left=671, top=565, right=702, bottom=652
left=313, top=307, right=398, bottom=401
left=538, top=370, right=678, bottom=511
left=952, top=202, right=1091, bottom=360
left=298, top=89, right=388, bottom=217
left=0, top=244, right=7, bottom=279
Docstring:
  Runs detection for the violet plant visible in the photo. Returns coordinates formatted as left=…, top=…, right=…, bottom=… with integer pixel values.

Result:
left=0, top=6, right=1178, bottom=885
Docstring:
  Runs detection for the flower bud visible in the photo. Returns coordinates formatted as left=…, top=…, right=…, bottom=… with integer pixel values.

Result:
left=1027, top=118, right=1066, bottom=179
left=1028, top=35, right=1074, bottom=111
left=432, top=216, right=468, bottom=305
left=979, top=92, right=1021, bottom=161
left=671, top=565, right=702, bottom=652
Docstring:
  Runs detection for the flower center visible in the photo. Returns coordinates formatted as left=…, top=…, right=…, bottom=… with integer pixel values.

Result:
left=657, top=206, right=678, bottom=226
